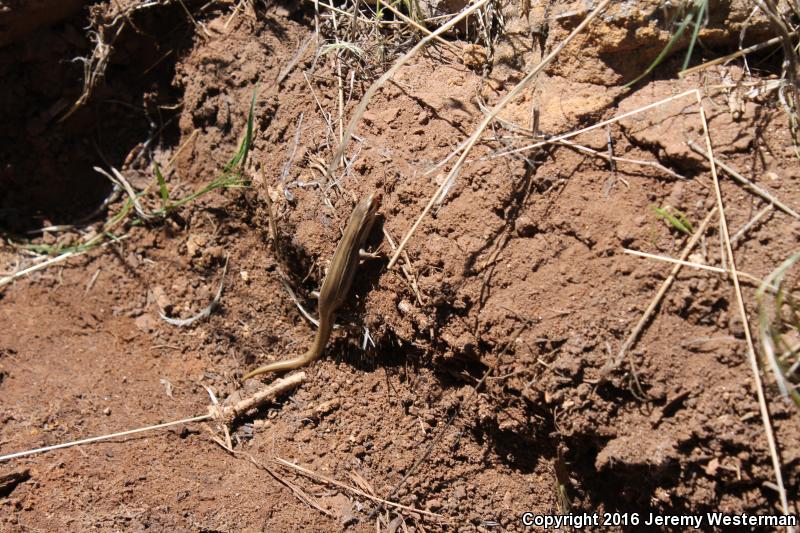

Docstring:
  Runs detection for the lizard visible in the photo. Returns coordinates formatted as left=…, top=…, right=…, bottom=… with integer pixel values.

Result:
left=242, top=192, right=382, bottom=380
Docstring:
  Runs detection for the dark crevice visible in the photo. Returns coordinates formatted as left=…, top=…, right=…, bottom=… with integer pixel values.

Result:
left=0, top=2, right=192, bottom=234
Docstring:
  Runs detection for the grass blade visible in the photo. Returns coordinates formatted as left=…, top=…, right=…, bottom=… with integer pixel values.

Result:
left=154, top=163, right=170, bottom=208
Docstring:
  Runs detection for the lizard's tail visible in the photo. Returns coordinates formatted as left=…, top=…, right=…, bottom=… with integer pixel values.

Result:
left=241, top=351, right=315, bottom=381
left=241, top=318, right=333, bottom=381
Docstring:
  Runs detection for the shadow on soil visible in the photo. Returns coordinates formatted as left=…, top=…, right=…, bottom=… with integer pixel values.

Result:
left=0, top=3, right=191, bottom=235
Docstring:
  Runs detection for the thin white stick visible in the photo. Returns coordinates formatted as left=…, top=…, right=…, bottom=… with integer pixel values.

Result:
left=1, top=236, right=130, bottom=290
left=732, top=204, right=773, bottom=244
left=491, top=89, right=699, bottom=160
left=679, top=33, right=796, bottom=78
left=387, top=0, right=612, bottom=269
left=556, top=139, right=687, bottom=181
left=623, top=249, right=778, bottom=291
left=696, top=91, right=791, bottom=519
left=159, top=255, right=229, bottom=327
left=0, top=250, right=79, bottom=289
left=0, top=372, right=306, bottom=463
left=0, top=414, right=211, bottom=462
left=605, top=207, right=717, bottom=373
left=687, top=141, right=800, bottom=220
left=94, top=166, right=153, bottom=220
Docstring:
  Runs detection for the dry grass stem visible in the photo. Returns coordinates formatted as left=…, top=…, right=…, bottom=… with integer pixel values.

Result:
left=687, top=140, right=800, bottom=220
left=696, top=91, right=791, bottom=518
left=679, top=33, right=797, bottom=78
left=732, top=204, right=774, bottom=245
left=555, top=139, right=688, bottom=181
left=0, top=414, right=212, bottom=463
left=0, top=250, right=80, bottom=290
left=94, top=166, right=154, bottom=220
left=603, top=207, right=718, bottom=376
left=757, top=0, right=800, bottom=118
left=623, top=248, right=779, bottom=292
left=378, top=1, right=461, bottom=53
left=491, top=89, right=699, bottom=160
left=278, top=34, right=315, bottom=85
left=0, top=236, right=128, bottom=290
left=166, top=128, right=199, bottom=171
left=387, top=0, right=612, bottom=269
left=477, top=103, right=687, bottom=181
left=244, top=453, right=334, bottom=517
left=383, top=228, right=425, bottom=305
left=278, top=273, right=333, bottom=328
left=177, top=0, right=210, bottom=37
left=273, top=456, right=443, bottom=520
left=159, top=255, right=229, bottom=327
left=323, top=0, right=492, bottom=181
left=0, top=370, right=306, bottom=462
left=61, top=26, right=122, bottom=122
left=309, top=0, right=405, bottom=26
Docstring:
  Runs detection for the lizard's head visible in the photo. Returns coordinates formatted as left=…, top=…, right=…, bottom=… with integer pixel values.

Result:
left=362, top=191, right=382, bottom=219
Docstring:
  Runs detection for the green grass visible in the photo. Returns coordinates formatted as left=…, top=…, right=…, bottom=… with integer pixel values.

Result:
left=15, top=89, right=257, bottom=258
left=652, top=205, right=694, bottom=235
left=151, top=89, right=255, bottom=216
left=625, top=0, right=708, bottom=88
left=757, top=251, right=800, bottom=409
left=374, top=0, right=425, bottom=25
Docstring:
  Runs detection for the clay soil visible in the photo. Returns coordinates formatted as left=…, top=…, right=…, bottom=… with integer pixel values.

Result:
left=1, top=1, right=800, bottom=531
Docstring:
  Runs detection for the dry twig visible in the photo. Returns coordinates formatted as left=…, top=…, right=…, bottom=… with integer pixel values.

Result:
left=623, top=248, right=780, bottom=292
left=159, top=255, right=229, bottom=327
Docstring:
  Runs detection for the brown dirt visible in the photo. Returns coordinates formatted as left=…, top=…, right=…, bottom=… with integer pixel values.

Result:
left=1, top=1, right=799, bottom=531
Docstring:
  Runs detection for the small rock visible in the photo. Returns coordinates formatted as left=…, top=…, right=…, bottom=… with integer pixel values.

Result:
left=462, top=43, right=488, bottom=69
left=426, top=498, right=442, bottom=511
left=331, top=494, right=357, bottom=526
left=134, top=313, right=158, bottom=333
left=398, top=300, right=413, bottom=315
left=765, top=171, right=780, bottom=188
left=151, top=286, right=171, bottom=313
left=704, top=457, right=720, bottom=476
left=514, top=215, right=537, bottom=237
left=362, top=111, right=377, bottom=124
left=186, top=234, right=208, bottom=257
left=352, top=445, right=367, bottom=458
left=379, top=107, right=400, bottom=124
left=502, top=490, right=513, bottom=509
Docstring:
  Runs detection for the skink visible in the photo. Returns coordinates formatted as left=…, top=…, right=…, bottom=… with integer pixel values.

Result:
left=243, top=192, right=381, bottom=380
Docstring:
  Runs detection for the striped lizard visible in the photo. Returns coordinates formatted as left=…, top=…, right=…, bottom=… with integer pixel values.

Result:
left=243, top=192, right=381, bottom=380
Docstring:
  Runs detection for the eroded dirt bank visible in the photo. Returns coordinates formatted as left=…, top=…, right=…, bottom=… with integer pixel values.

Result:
left=1, top=1, right=799, bottom=530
